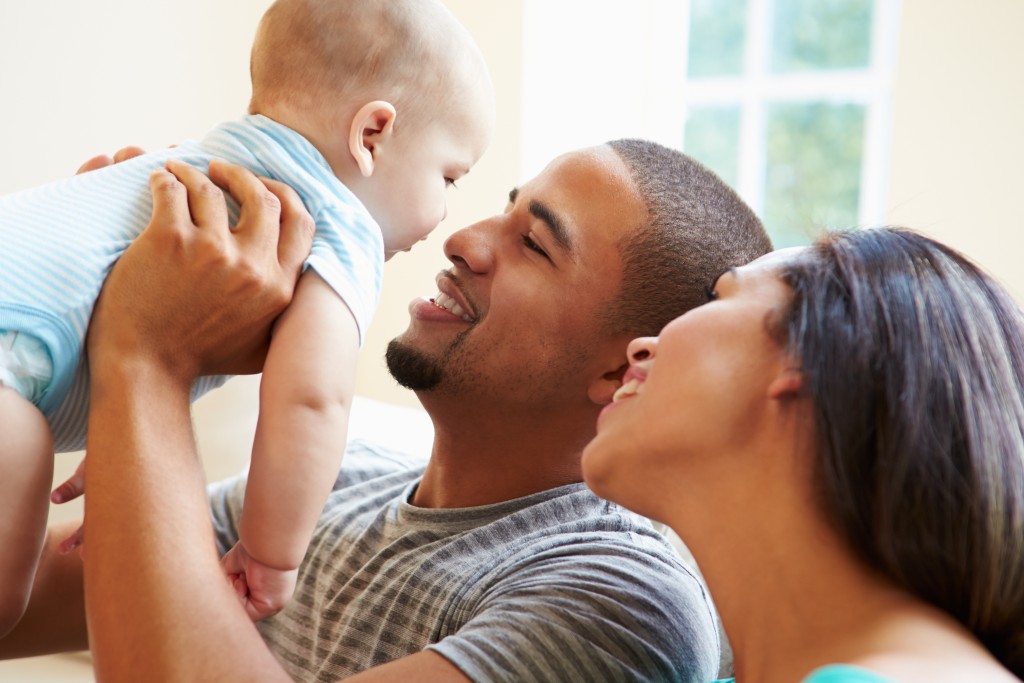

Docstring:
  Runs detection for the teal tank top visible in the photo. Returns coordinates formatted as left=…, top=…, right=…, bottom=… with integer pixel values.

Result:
left=716, top=663, right=899, bottom=683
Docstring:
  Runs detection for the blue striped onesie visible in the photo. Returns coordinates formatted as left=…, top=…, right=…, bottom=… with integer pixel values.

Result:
left=0, top=114, right=383, bottom=452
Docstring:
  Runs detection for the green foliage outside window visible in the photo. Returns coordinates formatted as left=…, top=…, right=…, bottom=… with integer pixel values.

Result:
left=687, top=0, right=749, bottom=77
left=684, top=0, right=877, bottom=247
left=764, top=103, right=865, bottom=247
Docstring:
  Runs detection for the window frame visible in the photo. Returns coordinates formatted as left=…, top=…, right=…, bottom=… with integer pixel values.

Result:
left=681, top=0, right=902, bottom=229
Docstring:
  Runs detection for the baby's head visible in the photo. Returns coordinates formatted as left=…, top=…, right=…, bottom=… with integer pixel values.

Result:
left=250, top=0, right=495, bottom=259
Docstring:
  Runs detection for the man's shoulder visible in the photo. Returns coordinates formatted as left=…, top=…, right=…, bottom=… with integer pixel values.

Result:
left=333, top=438, right=429, bottom=491
left=467, top=483, right=700, bottom=587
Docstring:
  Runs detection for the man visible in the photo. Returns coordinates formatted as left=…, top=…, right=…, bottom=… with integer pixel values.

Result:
left=3, top=140, right=770, bottom=681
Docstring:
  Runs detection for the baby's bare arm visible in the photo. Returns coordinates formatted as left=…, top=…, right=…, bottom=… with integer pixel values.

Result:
left=239, top=271, right=359, bottom=571
left=0, top=388, right=54, bottom=639
left=0, top=521, right=87, bottom=658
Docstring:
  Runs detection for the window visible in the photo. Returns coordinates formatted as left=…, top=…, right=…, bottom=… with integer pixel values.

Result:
left=683, top=0, right=901, bottom=246
left=520, top=0, right=901, bottom=248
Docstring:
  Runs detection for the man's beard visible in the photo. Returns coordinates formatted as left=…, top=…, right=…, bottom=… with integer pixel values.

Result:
left=385, top=326, right=474, bottom=392
left=385, top=339, right=444, bottom=391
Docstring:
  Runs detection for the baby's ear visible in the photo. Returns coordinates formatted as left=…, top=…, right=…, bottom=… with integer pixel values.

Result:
left=348, top=101, right=396, bottom=177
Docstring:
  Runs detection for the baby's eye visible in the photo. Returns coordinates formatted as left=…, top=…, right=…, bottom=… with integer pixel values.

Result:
left=445, top=178, right=458, bottom=189
left=704, top=286, right=719, bottom=302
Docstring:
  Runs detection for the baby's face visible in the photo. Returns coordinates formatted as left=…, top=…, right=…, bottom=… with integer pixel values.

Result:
left=367, top=87, right=494, bottom=260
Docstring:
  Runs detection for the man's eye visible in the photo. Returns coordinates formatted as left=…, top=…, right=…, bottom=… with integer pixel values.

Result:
left=523, top=234, right=549, bottom=260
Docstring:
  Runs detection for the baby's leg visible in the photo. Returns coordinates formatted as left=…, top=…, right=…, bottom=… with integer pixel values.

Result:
left=0, top=386, right=53, bottom=639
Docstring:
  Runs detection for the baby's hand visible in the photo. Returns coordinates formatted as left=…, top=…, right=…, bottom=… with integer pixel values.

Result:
left=51, top=456, right=86, bottom=505
left=220, top=542, right=298, bottom=622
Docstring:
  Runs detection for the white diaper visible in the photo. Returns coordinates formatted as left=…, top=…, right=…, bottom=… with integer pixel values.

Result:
left=0, top=330, right=54, bottom=404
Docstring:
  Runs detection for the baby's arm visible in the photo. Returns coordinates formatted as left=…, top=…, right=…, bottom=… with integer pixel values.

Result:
left=226, top=269, right=358, bottom=620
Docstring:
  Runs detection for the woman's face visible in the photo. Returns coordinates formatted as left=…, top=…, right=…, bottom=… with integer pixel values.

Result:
left=581, top=248, right=803, bottom=521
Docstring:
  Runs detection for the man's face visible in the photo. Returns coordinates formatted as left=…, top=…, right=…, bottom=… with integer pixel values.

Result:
left=387, top=145, right=645, bottom=413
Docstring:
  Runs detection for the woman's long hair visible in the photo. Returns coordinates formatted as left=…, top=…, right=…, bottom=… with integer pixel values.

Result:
left=780, top=227, right=1024, bottom=674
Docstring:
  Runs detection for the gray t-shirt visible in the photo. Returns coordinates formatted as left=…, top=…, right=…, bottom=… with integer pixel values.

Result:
left=209, top=440, right=719, bottom=682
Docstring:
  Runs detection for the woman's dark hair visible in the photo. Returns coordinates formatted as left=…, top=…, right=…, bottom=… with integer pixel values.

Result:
left=780, top=227, right=1024, bottom=674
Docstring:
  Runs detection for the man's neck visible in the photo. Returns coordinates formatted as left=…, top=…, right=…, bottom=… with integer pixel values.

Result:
left=410, top=398, right=594, bottom=509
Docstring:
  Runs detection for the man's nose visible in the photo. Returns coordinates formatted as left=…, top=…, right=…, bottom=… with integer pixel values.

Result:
left=443, top=216, right=497, bottom=274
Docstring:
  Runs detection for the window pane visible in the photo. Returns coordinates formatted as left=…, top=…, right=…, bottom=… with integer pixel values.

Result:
left=771, top=0, right=873, bottom=73
left=687, top=0, right=748, bottom=78
left=684, top=106, right=741, bottom=190
left=763, top=102, right=865, bottom=247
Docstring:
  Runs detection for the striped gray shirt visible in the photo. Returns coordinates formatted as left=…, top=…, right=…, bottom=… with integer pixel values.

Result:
left=210, top=441, right=719, bottom=682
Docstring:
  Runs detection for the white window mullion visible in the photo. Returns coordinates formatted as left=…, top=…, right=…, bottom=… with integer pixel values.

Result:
left=738, top=0, right=772, bottom=216
left=860, top=0, right=901, bottom=227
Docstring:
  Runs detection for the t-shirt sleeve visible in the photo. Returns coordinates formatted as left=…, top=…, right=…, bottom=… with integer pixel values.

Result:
left=426, top=537, right=720, bottom=683
left=304, top=203, right=384, bottom=347
left=206, top=439, right=426, bottom=556
left=208, top=474, right=246, bottom=556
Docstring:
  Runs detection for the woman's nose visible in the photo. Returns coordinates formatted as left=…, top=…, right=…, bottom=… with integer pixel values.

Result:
left=626, top=337, right=657, bottom=364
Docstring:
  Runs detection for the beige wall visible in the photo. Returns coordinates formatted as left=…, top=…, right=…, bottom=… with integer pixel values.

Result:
left=0, top=1, right=518, bottom=527
left=2, top=0, right=1022, bottom=519
left=0, top=1, right=277, bottom=527
left=887, top=0, right=1024, bottom=299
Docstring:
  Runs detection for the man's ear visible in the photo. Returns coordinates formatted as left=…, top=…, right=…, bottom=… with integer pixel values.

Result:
left=587, top=359, right=630, bottom=406
left=768, top=366, right=803, bottom=400
left=348, top=100, right=397, bottom=178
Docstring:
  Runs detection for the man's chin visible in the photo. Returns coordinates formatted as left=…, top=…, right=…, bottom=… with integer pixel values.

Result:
left=385, top=339, right=443, bottom=391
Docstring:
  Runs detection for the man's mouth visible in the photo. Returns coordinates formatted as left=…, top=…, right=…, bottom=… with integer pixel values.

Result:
left=432, top=271, right=477, bottom=323
left=431, top=291, right=474, bottom=322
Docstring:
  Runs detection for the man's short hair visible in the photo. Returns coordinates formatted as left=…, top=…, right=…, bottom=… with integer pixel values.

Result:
left=604, top=139, right=772, bottom=338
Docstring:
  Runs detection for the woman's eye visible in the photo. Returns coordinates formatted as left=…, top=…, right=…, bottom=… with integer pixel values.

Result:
left=523, top=234, right=549, bottom=260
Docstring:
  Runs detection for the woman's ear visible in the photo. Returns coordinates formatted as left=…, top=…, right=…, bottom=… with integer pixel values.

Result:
left=768, top=366, right=803, bottom=400
left=348, top=101, right=397, bottom=177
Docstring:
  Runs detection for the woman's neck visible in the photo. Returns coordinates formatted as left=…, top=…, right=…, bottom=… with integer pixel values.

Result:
left=667, top=483, right=916, bottom=683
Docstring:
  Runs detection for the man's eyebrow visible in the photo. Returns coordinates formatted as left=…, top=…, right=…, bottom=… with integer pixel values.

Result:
left=528, top=199, right=574, bottom=257
left=506, top=187, right=575, bottom=257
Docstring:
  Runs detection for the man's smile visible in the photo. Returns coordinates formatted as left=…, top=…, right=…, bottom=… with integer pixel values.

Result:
left=432, top=271, right=478, bottom=323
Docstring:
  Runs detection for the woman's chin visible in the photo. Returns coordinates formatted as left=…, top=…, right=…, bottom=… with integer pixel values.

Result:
left=581, top=434, right=625, bottom=499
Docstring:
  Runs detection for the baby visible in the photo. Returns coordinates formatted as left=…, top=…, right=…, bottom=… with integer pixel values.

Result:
left=0, top=0, right=494, bottom=632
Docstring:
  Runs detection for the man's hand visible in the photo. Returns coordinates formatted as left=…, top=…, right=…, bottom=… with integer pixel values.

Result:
left=75, top=145, right=146, bottom=174
left=87, top=158, right=315, bottom=388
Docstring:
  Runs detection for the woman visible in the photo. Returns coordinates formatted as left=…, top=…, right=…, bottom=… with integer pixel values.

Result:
left=582, top=227, right=1024, bottom=682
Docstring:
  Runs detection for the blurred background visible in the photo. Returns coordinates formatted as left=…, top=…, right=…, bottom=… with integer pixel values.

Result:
left=1, top=0, right=1022, bottom=678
